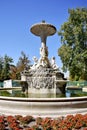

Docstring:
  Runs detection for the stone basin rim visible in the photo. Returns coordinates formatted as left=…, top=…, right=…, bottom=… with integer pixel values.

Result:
left=0, top=96, right=87, bottom=102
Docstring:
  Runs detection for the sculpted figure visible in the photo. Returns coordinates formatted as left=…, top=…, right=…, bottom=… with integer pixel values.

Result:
left=33, top=56, right=38, bottom=64
left=38, top=46, right=50, bottom=67
left=51, top=57, right=58, bottom=69
left=40, top=46, right=48, bottom=58
left=30, top=56, right=38, bottom=69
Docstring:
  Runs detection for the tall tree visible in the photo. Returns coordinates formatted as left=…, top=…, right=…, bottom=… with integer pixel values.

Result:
left=1, top=55, right=13, bottom=80
left=58, top=8, right=87, bottom=80
left=16, top=51, right=31, bottom=79
left=10, top=64, right=17, bottom=80
left=0, top=56, right=3, bottom=81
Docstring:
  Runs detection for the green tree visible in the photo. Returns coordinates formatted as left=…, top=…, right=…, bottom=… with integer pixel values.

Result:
left=1, top=55, right=13, bottom=81
left=58, top=8, right=87, bottom=80
left=0, top=56, right=3, bottom=81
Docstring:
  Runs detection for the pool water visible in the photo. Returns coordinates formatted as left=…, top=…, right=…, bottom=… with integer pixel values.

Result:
left=0, top=89, right=87, bottom=98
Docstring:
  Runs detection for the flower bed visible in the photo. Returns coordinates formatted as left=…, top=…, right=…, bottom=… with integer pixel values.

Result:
left=0, top=114, right=87, bottom=130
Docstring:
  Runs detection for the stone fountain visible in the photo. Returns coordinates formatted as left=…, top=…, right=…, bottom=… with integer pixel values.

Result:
left=21, top=21, right=66, bottom=95
left=0, top=21, right=87, bottom=117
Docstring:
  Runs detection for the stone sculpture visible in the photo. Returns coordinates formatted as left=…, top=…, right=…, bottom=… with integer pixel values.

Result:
left=21, top=21, right=66, bottom=94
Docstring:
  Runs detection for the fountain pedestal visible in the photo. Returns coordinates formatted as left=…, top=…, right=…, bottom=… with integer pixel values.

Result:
left=22, top=66, right=66, bottom=95
left=21, top=21, right=66, bottom=95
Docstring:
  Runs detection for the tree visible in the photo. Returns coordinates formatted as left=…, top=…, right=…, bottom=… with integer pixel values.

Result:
left=16, top=51, right=31, bottom=79
left=10, top=64, right=17, bottom=80
left=1, top=55, right=13, bottom=80
left=58, top=8, right=87, bottom=80
left=0, top=56, right=3, bottom=81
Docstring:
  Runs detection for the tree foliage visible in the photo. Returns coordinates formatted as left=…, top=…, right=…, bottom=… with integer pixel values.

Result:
left=0, top=55, right=13, bottom=81
left=16, top=51, right=31, bottom=79
left=58, top=8, right=87, bottom=80
left=0, top=51, right=31, bottom=81
left=17, top=51, right=30, bottom=70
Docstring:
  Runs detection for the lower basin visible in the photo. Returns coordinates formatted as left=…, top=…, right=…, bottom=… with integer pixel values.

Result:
left=0, top=89, right=87, bottom=117
left=0, top=88, right=87, bottom=117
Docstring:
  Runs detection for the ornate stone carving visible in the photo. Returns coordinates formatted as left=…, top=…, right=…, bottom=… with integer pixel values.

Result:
left=27, top=77, right=54, bottom=89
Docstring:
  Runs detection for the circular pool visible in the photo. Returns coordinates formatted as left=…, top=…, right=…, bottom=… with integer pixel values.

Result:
left=0, top=95, right=87, bottom=117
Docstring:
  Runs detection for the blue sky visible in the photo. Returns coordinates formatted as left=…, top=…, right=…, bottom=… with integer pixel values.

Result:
left=0, top=0, right=87, bottom=77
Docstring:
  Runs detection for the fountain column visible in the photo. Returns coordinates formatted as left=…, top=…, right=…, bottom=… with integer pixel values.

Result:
left=30, top=20, right=56, bottom=68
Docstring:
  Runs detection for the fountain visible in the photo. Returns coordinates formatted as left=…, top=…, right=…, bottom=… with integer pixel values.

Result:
left=21, top=21, right=66, bottom=95
left=0, top=21, right=87, bottom=117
